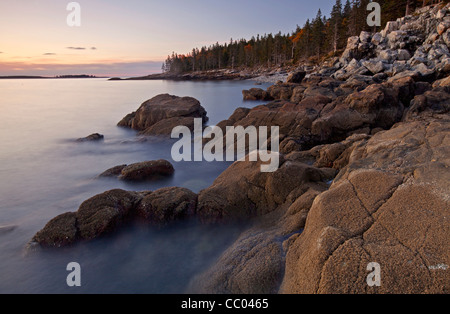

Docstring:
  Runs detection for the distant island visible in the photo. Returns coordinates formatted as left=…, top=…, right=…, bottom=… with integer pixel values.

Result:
left=0, top=75, right=106, bottom=79
left=55, top=75, right=101, bottom=79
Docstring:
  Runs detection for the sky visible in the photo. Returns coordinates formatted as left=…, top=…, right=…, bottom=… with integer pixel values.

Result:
left=0, top=0, right=336, bottom=77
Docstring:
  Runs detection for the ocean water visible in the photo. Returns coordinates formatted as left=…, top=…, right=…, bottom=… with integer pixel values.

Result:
left=0, top=78, right=271, bottom=293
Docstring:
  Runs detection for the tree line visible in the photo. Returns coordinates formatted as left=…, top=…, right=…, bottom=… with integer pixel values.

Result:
left=162, top=0, right=449, bottom=74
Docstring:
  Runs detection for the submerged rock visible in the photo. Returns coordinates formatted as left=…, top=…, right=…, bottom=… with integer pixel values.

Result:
left=0, top=224, right=17, bottom=235
left=31, top=189, right=142, bottom=248
left=30, top=187, right=197, bottom=248
left=76, top=133, right=104, bottom=142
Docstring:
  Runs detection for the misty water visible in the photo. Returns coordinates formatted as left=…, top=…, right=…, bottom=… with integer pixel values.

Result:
left=0, top=78, right=271, bottom=293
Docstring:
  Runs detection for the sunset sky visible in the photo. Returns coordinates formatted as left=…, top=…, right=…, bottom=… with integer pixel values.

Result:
left=0, top=0, right=335, bottom=77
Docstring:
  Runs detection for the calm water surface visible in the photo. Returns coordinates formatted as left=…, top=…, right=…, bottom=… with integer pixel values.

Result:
left=0, top=78, right=270, bottom=293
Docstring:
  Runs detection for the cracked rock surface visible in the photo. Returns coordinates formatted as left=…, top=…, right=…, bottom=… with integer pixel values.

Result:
left=280, top=115, right=449, bottom=294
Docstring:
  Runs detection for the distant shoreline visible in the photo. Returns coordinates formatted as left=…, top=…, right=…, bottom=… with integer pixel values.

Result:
left=108, top=70, right=252, bottom=82
left=0, top=67, right=292, bottom=82
left=108, top=66, right=294, bottom=83
left=0, top=75, right=108, bottom=79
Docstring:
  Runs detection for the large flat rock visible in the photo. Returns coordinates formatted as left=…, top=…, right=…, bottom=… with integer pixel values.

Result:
left=118, top=94, right=208, bottom=136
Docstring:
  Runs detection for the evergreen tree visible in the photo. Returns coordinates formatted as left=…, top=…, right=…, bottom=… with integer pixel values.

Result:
left=312, top=9, right=326, bottom=60
left=329, top=0, right=343, bottom=52
left=162, top=0, right=448, bottom=73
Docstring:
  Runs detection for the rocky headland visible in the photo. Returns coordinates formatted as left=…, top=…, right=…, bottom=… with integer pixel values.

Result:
left=30, top=4, right=449, bottom=294
left=108, top=66, right=292, bottom=82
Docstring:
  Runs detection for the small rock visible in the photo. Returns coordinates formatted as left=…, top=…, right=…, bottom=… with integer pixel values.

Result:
left=76, top=133, right=104, bottom=142
left=436, top=9, right=446, bottom=20
left=362, top=60, right=385, bottom=74
left=373, top=72, right=388, bottom=83
left=442, top=29, right=450, bottom=48
left=437, top=21, right=450, bottom=36
left=359, top=31, right=372, bottom=43
left=379, top=49, right=398, bottom=63
left=383, top=21, right=399, bottom=36
left=413, top=63, right=436, bottom=81
left=397, top=49, right=411, bottom=61
left=0, top=225, right=17, bottom=235
left=387, top=31, right=407, bottom=49
left=389, top=70, right=421, bottom=81
left=371, top=32, right=383, bottom=46
left=432, top=76, right=450, bottom=88
left=119, top=160, right=175, bottom=181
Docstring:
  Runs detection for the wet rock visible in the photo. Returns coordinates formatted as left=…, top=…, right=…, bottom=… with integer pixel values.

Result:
left=31, top=212, right=79, bottom=248
left=118, top=94, right=208, bottom=136
left=75, top=189, right=142, bottom=241
left=29, top=187, right=199, bottom=248
left=99, top=160, right=175, bottom=181
left=29, top=190, right=141, bottom=248
left=76, top=133, right=104, bottom=142
left=119, top=160, right=175, bottom=181
left=136, top=187, right=197, bottom=224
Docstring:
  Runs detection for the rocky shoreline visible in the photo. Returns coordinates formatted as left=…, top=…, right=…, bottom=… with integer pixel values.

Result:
left=30, top=4, right=449, bottom=294
left=109, top=66, right=293, bottom=83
